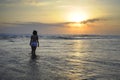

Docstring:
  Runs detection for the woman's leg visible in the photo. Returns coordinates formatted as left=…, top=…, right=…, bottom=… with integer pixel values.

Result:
left=32, top=46, right=36, bottom=56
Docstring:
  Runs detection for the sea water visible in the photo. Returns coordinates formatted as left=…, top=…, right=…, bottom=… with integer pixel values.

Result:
left=0, top=34, right=120, bottom=80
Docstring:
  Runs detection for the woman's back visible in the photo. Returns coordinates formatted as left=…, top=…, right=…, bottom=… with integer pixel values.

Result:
left=31, top=35, right=38, bottom=42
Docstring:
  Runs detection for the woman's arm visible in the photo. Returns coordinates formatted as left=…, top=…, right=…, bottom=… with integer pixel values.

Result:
left=37, top=36, right=39, bottom=47
left=29, top=36, right=32, bottom=46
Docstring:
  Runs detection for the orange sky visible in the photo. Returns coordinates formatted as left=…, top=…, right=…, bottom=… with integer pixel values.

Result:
left=0, top=0, right=120, bottom=35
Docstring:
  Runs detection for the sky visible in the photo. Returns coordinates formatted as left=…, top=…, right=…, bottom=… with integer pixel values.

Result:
left=0, top=0, right=120, bottom=35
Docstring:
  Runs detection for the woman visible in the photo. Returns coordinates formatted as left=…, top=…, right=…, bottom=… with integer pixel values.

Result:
left=30, top=30, right=39, bottom=57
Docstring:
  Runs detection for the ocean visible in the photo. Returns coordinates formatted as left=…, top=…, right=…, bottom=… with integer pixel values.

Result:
left=0, top=34, right=120, bottom=80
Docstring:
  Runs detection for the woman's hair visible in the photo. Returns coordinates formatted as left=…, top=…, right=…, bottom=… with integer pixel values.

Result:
left=33, top=30, right=37, bottom=35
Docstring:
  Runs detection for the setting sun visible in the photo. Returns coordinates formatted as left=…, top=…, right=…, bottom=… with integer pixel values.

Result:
left=67, top=11, right=88, bottom=22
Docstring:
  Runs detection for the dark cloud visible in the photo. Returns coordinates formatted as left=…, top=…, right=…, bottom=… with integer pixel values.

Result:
left=0, top=22, right=68, bottom=34
left=0, top=22, right=64, bottom=27
left=0, top=0, right=50, bottom=6
left=58, top=18, right=107, bottom=25
left=80, top=18, right=106, bottom=24
left=0, top=0, right=21, bottom=4
left=0, top=18, right=107, bottom=28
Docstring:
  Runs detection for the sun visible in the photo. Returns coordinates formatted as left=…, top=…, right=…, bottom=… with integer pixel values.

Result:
left=67, top=12, right=87, bottom=22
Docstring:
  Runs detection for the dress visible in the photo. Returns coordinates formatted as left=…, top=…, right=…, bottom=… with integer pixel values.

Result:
left=31, top=41, right=37, bottom=47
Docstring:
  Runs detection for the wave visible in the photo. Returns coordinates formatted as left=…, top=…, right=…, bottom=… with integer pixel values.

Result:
left=39, top=34, right=120, bottom=40
left=0, top=34, right=120, bottom=40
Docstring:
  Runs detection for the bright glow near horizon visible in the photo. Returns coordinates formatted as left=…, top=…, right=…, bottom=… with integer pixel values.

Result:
left=67, top=11, right=88, bottom=22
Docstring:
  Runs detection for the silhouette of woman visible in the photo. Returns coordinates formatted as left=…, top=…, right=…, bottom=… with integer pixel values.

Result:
left=30, top=30, right=39, bottom=57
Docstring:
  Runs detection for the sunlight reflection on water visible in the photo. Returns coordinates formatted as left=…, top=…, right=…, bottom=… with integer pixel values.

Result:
left=0, top=35, right=120, bottom=80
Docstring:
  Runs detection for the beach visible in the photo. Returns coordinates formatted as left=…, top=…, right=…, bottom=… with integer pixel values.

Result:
left=0, top=34, right=120, bottom=80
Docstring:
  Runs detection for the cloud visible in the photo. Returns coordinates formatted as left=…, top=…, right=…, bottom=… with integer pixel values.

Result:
left=0, top=0, right=50, bottom=6
left=0, top=0, right=21, bottom=6
left=0, top=17, right=107, bottom=28
left=25, top=0, right=50, bottom=6
left=0, top=22, right=64, bottom=27
left=53, top=18, right=107, bottom=26
left=80, top=18, right=106, bottom=24
left=0, top=0, right=20, bottom=4
left=0, top=21, right=68, bottom=34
